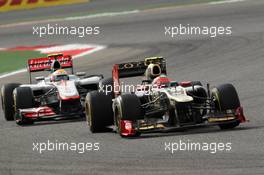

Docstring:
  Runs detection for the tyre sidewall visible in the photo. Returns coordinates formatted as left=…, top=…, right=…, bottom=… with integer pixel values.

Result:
left=1, top=83, right=21, bottom=121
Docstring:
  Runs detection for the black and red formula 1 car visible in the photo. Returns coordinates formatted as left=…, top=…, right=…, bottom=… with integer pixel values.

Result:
left=85, top=57, right=247, bottom=137
left=1, top=54, right=103, bottom=125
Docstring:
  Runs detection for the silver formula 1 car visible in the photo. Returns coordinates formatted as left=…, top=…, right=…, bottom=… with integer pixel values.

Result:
left=1, top=54, right=103, bottom=125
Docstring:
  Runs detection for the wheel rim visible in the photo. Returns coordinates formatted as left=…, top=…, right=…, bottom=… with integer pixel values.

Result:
left=115, top=107, right=122, bottom=134
left=13, top=93, right=17, bottom=113
left=1, top=87, right=5, bottom=112
left=1, top=95, right=5, bottom=112
left=212, top=89, right=221, bottom=111
left=85, top=97, right=92, bottom=128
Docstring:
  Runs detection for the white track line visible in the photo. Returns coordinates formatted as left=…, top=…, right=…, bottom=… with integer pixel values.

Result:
left=0, top=69, right=27, bottom=79
left=73, top=45, right=106, bottom=59
left=209, top=0, right=245, bottom=5
left=0, top=44, right=106, bottom=79
left=37, top=44, right=105, bottom=54
left=65, top=10, right=139, bottom=21
left=0, top=10, right=140, bottom=28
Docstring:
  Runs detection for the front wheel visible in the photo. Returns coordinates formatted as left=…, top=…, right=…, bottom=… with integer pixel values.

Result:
left=14, top=87, right=35, bottom=125
left=1, top=83, right=21, bottom=121
left=114, top=94, right=142, bottom=137
left=211, top=83, right=241, bottom=129
left=85, top=91, right=113, bottom=133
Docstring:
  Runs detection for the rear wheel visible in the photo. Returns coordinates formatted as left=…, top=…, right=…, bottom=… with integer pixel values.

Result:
left=14, top=87, right=34, bottom=125
left=211, top=84, right=240, bottom=129
left=85, top=91, right=113, bottom=133
left=1, top=83, right=21, bottom=121
left=99, top=77, right=114, bottom=97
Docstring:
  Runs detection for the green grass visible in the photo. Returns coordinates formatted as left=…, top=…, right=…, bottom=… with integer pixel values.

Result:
left=0, top=51, right=46, bottom=74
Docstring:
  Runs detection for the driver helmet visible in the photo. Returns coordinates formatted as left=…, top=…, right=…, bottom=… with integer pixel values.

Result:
left=50, top=69, right=69, bottom=82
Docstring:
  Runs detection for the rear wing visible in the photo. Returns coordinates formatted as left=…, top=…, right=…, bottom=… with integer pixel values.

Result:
left=114, top=57, right=166, bottom=78
left=28, top=55, right=73, bottom=72
left=27, top=54, right=73, bottom=83
left=112, top=57, right=167, bottom=96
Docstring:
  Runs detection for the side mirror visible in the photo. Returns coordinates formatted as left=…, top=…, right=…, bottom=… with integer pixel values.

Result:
left=35, top=76, right=45, bottom=81
left=76, top=72, right=86, bottom=77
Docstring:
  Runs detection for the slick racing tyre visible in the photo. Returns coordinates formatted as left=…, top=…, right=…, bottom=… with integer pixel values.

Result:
left=211, top=83, right=240, bottom=129
left=14, top=87, right=34, bottom=125
left=99, top=77, right=114, bottom=97
left=85, top=91, right=113, bottom=133
left=1, top=83, right=21, bottom=121
left=116, top=94, right=142, bottom=121
left=114, top=94, right=142, bottom=137
left=191, top=81, right=203, bottom=86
